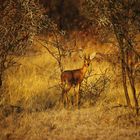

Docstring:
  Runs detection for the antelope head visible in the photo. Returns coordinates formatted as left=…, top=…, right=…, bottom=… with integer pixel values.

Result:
left=83, top=52, right=96, bottom=67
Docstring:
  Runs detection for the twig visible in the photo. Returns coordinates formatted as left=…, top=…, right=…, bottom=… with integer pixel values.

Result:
left=137, top=92, right=140, bottom=99
left=111, top=104, right=140, bottom=110
left=36, top=39, right=58, bottom=61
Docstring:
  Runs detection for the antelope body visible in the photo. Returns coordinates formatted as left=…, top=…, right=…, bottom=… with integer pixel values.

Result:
left=61, top=64, right=88, bottom=86
left=61, top=53, right=96, bottom=108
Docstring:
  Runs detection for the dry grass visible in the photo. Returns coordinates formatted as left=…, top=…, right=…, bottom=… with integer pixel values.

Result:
left=0, top=36, right=140, bottom=140
left=0, top=103, right=140, bottom=140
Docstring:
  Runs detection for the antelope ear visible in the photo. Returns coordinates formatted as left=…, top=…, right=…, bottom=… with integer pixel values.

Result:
left=88, top=54, right=90, bottom=59
left=90, top=52, right=96, bottom=60
left=84, top=54, right=87, bottom=59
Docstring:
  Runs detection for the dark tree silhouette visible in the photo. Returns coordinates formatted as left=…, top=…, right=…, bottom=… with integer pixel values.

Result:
left=0, top=0, right=46, bottom=88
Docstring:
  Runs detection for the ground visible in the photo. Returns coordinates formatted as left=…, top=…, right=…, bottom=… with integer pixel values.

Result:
left=0, top=104, right=140, bottom=140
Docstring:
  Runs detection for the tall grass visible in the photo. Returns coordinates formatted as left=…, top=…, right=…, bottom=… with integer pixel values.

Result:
left=0, top=37, right=139, bottom=140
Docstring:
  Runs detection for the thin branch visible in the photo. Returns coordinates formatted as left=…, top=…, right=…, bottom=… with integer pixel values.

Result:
left=36, top=39, right=58, bottom=61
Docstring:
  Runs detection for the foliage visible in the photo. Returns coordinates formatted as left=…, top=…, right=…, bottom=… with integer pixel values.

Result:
left=0, top=0, right=46, bottom=87
left=82, top=0, right=140, bottom=114
left=80, top=69, right=110, bottom=106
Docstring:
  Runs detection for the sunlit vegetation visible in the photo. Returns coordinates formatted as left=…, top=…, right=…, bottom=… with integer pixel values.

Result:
left=0, top=0, right=140, bottom=140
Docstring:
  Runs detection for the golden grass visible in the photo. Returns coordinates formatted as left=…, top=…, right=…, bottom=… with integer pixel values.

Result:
left=0, top=36, right=140, bottom=140
left=0, top=103, right=140, bottom=140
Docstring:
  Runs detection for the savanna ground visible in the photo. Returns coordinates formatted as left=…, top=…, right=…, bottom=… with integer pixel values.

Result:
left=0, top=35, right=140, bottom=140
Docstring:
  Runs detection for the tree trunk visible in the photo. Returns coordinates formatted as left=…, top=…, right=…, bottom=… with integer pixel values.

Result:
left=0, top=75, right=2, bottom=87
left=57, top=0, right=65, bottom=30
left=0, top=60, right=4, bottom=88
left=110, top=18, right=131, bottom=106
left=126, top=52, right=139, bottom=114
left=0, top=68, right=3, bottom=88
left=113, top=27, right=131, bottom=106
left=120, top=50, right=132, bottom=107
left=129, top=75, right=139, bottom=114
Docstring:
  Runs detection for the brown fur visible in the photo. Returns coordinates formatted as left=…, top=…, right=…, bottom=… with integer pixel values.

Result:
left=61, top=57, right=91, bottom=108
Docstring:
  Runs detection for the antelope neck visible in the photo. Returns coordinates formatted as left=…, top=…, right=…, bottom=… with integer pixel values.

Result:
left=80, top=64, right=88, bottom=74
